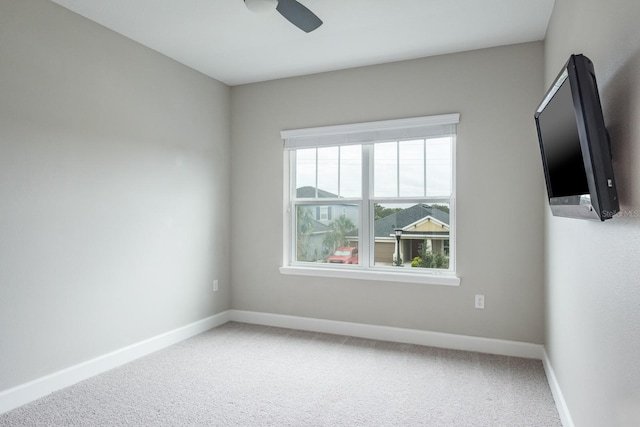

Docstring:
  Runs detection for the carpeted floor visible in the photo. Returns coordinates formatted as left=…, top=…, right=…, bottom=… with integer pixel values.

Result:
left=0, top=322, right=561, bottom=426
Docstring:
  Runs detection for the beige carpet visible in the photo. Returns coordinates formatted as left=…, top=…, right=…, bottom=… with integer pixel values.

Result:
left=0, top=321, right=561, bottom=426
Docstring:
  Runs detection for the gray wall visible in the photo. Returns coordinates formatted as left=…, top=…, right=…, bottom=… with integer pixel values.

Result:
left=0, top=0, right=231, bottom=391
left=231, top=42, right=546, bottom=344
left=544, top=0, right=640, bottom=425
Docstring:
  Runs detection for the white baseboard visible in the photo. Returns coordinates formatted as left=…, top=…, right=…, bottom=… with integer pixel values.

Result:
left=542, top=349, right=575, bottom=427
left=0, top=311, right=230, bottom=415
left=229, top=310, right=545, bottom=360
left=0, top=309, right=552, bottom=418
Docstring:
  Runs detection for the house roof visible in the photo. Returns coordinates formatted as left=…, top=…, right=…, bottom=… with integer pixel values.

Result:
left=296, top=186, right=339, bottom=199
left=310, top=218, right=329, bottom=234
left=373, top=204, right=450, bottom=238
left=343, top=203, right=449, bottom=238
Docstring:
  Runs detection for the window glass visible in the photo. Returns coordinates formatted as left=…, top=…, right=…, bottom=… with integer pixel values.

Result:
left=399, top=139, right=426, bottom=197
left=339, top=145, right=361, bottom=198
left=296, top=146, right=362, bottom=199
left=295, top=148, right=316, bottom=195
left=294, top=204, right=359, bottom=263
left=426, top=137, right=452, bottom=197
left=317, top=147, right=339, bottom=198
left=371, top=202, right=451, bottom=269
left=373, top=142, right=398, bottom=197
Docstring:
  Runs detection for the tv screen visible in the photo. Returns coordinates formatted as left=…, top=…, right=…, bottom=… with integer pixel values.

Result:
left=534, top=54, right=619, bottom=221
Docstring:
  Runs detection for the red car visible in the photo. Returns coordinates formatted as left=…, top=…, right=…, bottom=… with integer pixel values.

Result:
left=327, top=247, right=359, bottom=264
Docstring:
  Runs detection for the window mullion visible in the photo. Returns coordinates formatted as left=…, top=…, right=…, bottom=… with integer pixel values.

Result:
left=396, top=141, right=400, bottom=197
left=290, top=150, right=296, bottom=200
left=337, top=147, right=341, bottom=197
left=288, top=151, right=295, bottom=266
left=423, top=139, right=427, bottom=198
left=314, top=148, right=319, bottom=198
left=361, top=145, right=372, bottom=267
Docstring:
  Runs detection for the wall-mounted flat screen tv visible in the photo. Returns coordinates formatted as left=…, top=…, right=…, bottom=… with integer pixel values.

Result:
left=534, top=54, right=619, bottom=221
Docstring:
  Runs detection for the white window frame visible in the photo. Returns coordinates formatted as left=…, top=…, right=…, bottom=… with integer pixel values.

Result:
left=280, top=114, right=460, bottom=286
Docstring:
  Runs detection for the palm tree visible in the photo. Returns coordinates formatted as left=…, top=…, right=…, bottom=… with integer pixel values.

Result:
left=323, top=214, right=356, bottom=254
left=296, top=206, right=315, bottom=261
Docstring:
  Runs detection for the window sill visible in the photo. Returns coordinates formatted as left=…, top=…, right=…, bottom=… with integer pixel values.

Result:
left=279, top=265, right=460, bottom=286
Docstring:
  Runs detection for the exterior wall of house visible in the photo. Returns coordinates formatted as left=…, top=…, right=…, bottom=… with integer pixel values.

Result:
left=319, top=204, right=358, bottom=226
left=544, top=0, right=640, bottom=425
left=374, top=241, right=396, bottom=264
left=301, top=233, right=328, bottom=262
left=0, top=0, right=231, bottom=392
left=411, top=220, right=447, bottom=233
left=431, top=240, right=444, bottom=254
left=231, top=41, right=545, bottom=343
left=373, top=238, right=447, bottom=265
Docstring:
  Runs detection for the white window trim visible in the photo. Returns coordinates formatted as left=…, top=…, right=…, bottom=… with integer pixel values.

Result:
left=282, top=113, right=460, bottom=149
left=281, top=114, right=461, bottom=286
left=279, top=265, right=460, bottom=286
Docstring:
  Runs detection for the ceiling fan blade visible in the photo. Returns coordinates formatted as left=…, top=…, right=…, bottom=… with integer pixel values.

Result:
left=276, top=0, right=323, bottom=33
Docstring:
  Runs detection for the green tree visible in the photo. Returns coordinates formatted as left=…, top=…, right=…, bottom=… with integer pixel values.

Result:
left=412, top=238, right=449, bottom=269
left=296, top=207, right=315, bottom=261
left=323, top=215, right=356, bottom=254
left=431, top=204, right=450, bottom=214
left=374, top=203, right=403, bottom=220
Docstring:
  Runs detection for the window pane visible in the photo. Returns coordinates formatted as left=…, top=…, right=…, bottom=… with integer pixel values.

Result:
left=426, top=137, right=452, bottom=196
left=372, top=202, right=450, bottom=269
left=399, top=139, right=425, bottom=197
left=374, top=142, right=398, bottom=197
left=317, top=147, right=339, bottom=197
left=339, top=145, right=361, bottom=198
left=295, top=204, right=359, bottom=263
left=295, top=148, right=316, bottom=197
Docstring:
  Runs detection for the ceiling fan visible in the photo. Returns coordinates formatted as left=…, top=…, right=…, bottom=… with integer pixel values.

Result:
left=244, top=0, right=323, bottom=33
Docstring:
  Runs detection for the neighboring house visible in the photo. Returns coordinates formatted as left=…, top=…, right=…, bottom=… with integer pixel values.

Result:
left=295, top=186, right=359, bottom=261
left=347, top=204, right=450, bottom=264
left=296, top=186, right=359, bottom=226
left=301, top=218, right=330, bottom=262
left=373, top=204, right=450, bottom=264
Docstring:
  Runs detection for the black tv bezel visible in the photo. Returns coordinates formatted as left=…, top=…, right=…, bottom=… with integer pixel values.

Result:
left=534, top=54, right=619, bottom=221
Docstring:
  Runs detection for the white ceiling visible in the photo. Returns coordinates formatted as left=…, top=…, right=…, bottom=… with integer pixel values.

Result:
left=50, top=0, right=555, bottom=86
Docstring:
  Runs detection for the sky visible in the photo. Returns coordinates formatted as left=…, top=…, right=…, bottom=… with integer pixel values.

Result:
left=295, top=137, right=452, bottom=200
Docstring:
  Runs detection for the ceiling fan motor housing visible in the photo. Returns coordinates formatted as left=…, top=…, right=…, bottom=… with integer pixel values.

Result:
left=245, top=0, right=323, bottom=33
left=244, top=0, right=278, bottom=14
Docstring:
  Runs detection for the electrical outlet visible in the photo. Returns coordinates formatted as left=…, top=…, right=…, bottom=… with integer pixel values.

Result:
left=475, top=294, right=485, bottom=309
left=213, top=280, right=219, bottom=292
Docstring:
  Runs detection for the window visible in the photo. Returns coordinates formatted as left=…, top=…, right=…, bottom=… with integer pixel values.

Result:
left=281, top=114, right=460, bottom=286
